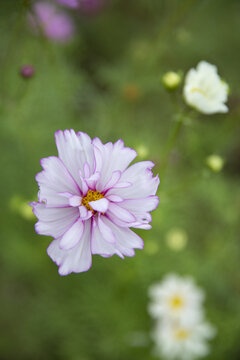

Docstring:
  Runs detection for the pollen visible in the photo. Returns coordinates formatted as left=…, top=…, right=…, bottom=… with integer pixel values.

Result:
left=169, top=295, right=184, bottom=310
left=175, top=328, right=190, bottom=340
left=81, top=190, right=104, bottom=212
left=190, top=87, right=206, bottom=96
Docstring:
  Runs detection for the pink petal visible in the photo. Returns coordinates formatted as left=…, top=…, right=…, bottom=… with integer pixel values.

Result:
left=102, top=170, right=121, bottom=191
left=83, top=162, right=91, bottom=178
left=68, top=195, right=82, bottom=207
left=108, top=203, right=136, bottom=223
left=33, top=203, right=79, bottom=238
left=59, top=218, right=84, bottom=250
left=55, top=130, right=94, bottom=189
left=37, top=156, right=80, bottom=195
left=91, top=218, right=119, bottom=257
left=106, top=194, right=123, bottom=203
left=98, top=216, right=116, bottom=243
left=79, top=205, right=92, bottom=220
left=104, top=217, right=144, bottom=254
left=57, top=220, right=92, bottom=275
left=89, top=198, right=109, bottom=213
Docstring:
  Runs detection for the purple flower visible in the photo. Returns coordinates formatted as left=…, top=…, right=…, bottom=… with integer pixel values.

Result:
left=20, top=64, right=35, bottom=79
left=29, top=2, right=75, bottom=43
left=55, top=0, right=106, bottom=14
left=31, top=130, right=159, bottom=275
left=54, top=0, right=79, bottom=8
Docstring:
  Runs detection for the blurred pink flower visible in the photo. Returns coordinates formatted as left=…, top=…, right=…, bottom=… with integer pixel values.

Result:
left=31, top=130, right=159, bottom=275
left=55, top=0, right=79, bottom=8
left=29, top=2, right=75, bottom=43
left=55, top=0, right=106, bottom=14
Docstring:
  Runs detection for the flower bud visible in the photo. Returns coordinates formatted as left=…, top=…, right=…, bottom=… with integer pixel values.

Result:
left=162, top=71, right=182, bottom=91
left=206, top=155, right=224, bottom=172
left=166, top=228, right=188, bottom=251
left=20, top=65, right=35, bottom=79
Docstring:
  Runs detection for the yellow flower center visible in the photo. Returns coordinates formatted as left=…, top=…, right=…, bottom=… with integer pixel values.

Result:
left=169, top=295, right=184, bottom=310
left=81, top=190, right=104, bottom=212
left=174, top=329, right=190, bottom=340
left=190, top=87, right=207, bottom=96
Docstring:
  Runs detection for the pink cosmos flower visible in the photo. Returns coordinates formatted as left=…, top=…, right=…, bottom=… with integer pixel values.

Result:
left=31, top=130, right=159, bottom=275
left=54, top=0, right=79, bottom=8
left=55, top=0, right=106, bottom=14
left=29, top=2, right=75, bottom=43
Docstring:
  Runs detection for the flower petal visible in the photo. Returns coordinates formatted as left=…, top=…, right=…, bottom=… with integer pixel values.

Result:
left=59, top=218, right=84, bottom=250
left=55, top=130, right=95, bottom=188
left=107, top=202, right=136, bottom=223
left=89, top=198, right=109, bottom=213
left=33, top=203, right=79, bottom=238
left=98, top=215, right=116, bottom=243
left=47, top=220, right=92, bottom=275
left=68, top=195, right=82, bottom=207
left=102, top=170, right=121, bottom=191
left=91, top=218, right=119, bottom=257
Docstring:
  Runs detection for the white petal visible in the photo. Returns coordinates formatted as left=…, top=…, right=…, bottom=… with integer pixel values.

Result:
left=108, top=203, right=136, bottom=223
left=89, top=198, right=109, bottom=213
left=55, top=130, right=94, bottom=189
left=98, top=216, right=116, bottom=243
left=36, top=156, right=79, bottom=196
left=33, top=203, right=79, bottom=238
left=68, top=195, right=82, bottom=207
left=91, top=218, right=118, bottom=257
left=102, top=170, right=121, bottom=191
left=47, top=220, right=92, bottom=275
left=106, top=194, right=123, bottom=203
left=59, top=218, right=84, bottom=250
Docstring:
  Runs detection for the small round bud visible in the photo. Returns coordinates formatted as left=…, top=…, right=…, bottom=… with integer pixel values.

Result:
left=20, top=65, right=35, bottom=79
left=136, top=145, right=149, bottom=159
left=166, top=228, right=188, bottom=251
left=162, top=71, right=182, bottom=91
left=206, top=155, right=224, bottom=172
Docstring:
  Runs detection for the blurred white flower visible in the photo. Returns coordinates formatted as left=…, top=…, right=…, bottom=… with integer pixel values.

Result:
left=152, top=319, right=216, bottom=360
left=148, top=274, right=204, bottom=324
left=183, top=61, right=229, bottom=114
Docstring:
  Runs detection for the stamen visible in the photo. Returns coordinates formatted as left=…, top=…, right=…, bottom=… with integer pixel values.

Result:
left=169, top=295, right=184, bottom=310
left=81, top=190, right=104, bottom=212
left=175, top=329, right=190, bottom=340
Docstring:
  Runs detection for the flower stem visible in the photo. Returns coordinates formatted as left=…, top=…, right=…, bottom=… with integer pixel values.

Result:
left=160, top=112, right=184, bottom=182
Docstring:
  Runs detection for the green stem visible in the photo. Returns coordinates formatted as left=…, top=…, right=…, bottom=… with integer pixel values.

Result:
left=160, top=112, right=184, bottom=181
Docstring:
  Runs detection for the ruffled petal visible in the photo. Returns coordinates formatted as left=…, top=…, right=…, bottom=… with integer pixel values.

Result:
left=93, top=137, right=137, bottom=188
left=107, top=161, right=159, bottom=199
left=98, top=215, right=116, bottom=243
left=47, top=220, right=92, bottom=275
left=89, top=198, right=109, bottom=213
left=59, top=218, right=84, bottom=250
left=107, top=202, right=136, bottom=223
left=33, top=203, right=79, bottom=238
left=104, top=217, right=144, bottom=256
left=91, top=218, right=118, bottom=257
left=36, top=156, right=80, bottom=207
left=55, top=130, right=95, bottom=188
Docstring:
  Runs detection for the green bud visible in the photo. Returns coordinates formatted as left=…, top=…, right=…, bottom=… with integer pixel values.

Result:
left=206, top=155, right=224, bottom=172
left=162, top=71, right=182, bottom=91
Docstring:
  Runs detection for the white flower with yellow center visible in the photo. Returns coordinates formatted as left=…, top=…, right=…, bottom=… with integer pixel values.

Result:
left=148, top=274, right=204, bottom=324
left=152, top=319, right=216, bottom=360
left=183, top=61, right=229, bottom=114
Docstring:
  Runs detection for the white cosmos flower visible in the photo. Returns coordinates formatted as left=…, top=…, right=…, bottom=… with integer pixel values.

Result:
left=183, top=61, right=229, bottom=114
left=152, top=319, right=216, bottom=360
left=148, top=274, right=205, bottom=324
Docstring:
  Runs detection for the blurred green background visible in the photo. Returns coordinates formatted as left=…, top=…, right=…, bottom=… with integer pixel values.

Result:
left=0, top=0, right=240, bottom=359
